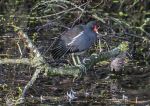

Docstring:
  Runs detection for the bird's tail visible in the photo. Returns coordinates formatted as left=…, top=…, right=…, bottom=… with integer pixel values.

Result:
left=50, top=36, right=68, bottom=59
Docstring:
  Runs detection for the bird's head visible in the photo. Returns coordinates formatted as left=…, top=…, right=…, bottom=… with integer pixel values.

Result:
left=85, top=21, right=99, bottom=34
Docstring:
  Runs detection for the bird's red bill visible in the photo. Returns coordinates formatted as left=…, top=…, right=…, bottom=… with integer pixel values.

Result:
left=93, top=25, right=99, bottom=34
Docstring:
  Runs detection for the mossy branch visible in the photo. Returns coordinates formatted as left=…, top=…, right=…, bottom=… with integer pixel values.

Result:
left=83, top=42, right=128, bottom=69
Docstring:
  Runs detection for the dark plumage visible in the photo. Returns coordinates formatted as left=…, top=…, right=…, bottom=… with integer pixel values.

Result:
left=51, top=21, right=98, bottom=59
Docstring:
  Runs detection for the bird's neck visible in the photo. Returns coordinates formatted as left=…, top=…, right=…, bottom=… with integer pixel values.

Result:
left=84, top=27, right=93, bottom=33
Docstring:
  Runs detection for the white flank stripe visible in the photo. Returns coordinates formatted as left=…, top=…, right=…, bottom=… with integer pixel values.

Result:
left=67, top=31, right=84, bottom=45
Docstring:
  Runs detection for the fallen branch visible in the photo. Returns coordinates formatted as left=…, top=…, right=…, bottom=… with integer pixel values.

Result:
left=0, top=58, right=30, bottom=65
left=83, top=42, right=128, bottom=70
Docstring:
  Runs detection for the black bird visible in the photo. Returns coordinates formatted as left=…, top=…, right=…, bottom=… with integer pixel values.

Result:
left=51, top=21, right=98, bottom=61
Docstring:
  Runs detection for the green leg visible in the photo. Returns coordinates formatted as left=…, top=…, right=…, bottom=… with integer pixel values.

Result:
left=76, top=55, right=81, bottom=64
left=71, top=53, right=87, bottom=76
left=71, top=53, right=77, bottom=66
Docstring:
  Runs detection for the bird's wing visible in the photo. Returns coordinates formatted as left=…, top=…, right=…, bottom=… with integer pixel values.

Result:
left=61, top=25, right=85, bottom=44
left=67, top=45, right=80, bottom=53
left=50, top=25, right=85, bottom=59
left=66, top=31, right=85, bottom=53
left=50, top=37, right=68, bottom=59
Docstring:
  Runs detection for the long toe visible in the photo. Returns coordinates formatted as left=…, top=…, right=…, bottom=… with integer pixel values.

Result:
left=76, top=64, right=87, bottom=74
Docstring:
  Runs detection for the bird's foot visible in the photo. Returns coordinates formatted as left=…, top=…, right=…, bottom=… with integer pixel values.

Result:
left=75, top=64, right=87, bottom=74
left=82, top=58, right=91, bottom=64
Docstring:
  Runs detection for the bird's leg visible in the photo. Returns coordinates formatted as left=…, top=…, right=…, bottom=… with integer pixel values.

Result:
left=75, top=55, right=87, bottom=74
left=76, top=55, right=81, bottom=64
left=71, top=54, right=87, bottom=76
left=71, top=54, right=81, bottom=81
left=76, top=55, right=87, bottom=73
left=71, top=53, right=77, bottom=66
left=72, top=54, right=82, bottom=65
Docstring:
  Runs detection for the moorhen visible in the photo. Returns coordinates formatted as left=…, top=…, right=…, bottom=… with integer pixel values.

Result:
left=51, top=21, right=98, bottom=64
